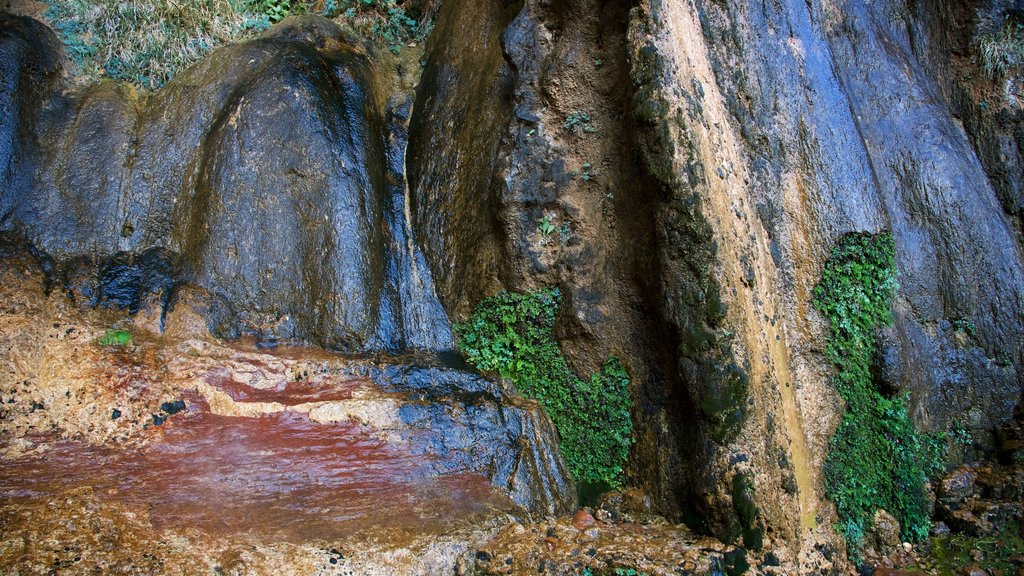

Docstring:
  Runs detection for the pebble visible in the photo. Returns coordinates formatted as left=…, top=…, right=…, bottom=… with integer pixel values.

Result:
left=572, top=509, right=595, bottom=530
left=961, top=565, right=989, bottom=576
left=160, top=400, right=186, bottom=415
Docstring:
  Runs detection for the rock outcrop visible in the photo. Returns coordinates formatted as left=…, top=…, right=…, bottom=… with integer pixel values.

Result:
left=3, top=0, right=1024, bottom=571
left=1, top=14, right=452, bottom=353
left=408, top=0, right=1024, bottom=569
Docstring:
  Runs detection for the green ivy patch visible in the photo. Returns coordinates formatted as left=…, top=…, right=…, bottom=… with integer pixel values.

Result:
left=816, top=232, right=945, bottom=551
left=454, top=288, right=633, bottom=488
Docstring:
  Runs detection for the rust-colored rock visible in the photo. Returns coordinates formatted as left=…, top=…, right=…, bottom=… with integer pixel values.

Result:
left=0, top=249, right=575, bottom=573
left=572, top=509, right=596, bottom=530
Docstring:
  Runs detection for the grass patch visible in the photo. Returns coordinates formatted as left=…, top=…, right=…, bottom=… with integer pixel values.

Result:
left=41, top=0, right=432, bottom=90
left=976, top=16, right=1024, bottom=79
left=816, top=232, right=947, bottom=553
left=925, top=522, right=1024, bottom=576
left=454, top=288, right=633, bottom=488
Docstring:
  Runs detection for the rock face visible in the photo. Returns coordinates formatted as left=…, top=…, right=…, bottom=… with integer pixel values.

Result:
left=0, top=14, right=452, bottom=353
left=4, top=0, right=1024, bottom=572
left=407, top=0, right=1024, bottom=568
left=0, top=248, right=575, bottom=573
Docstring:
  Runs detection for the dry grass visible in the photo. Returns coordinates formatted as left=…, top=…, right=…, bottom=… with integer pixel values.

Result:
left=976, top=19, right=1024, bottom=79
left=41, top=0, right=433, bottom=90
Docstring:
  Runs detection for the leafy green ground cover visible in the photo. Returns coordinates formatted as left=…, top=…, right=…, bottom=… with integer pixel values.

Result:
left=455, top=288, right=633, bottom=488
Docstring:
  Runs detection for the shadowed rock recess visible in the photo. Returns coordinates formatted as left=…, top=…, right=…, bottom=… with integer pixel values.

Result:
left=2, top=0, right=1024, bottom=572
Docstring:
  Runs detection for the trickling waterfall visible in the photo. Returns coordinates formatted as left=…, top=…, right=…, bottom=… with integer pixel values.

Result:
left=377, top=96, right=454, bottom=351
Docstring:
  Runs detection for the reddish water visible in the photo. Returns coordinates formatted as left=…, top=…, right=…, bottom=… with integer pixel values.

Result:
left=0, top=410, right=505, bottom=543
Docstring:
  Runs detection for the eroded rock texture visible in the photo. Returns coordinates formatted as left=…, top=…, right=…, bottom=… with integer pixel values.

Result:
left=3, top=0, right=1024, bottom=571
left=1, top=14, right=452, bottom=353
left=0, top=245, right=575, bottom=574
left=409, top=0, right=1024, bottom=568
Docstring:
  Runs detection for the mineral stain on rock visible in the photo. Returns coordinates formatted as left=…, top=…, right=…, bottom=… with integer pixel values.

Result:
left=1, top=0, right=1023, bottom=573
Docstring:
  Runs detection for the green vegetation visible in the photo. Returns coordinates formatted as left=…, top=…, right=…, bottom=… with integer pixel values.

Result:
left=815, top=232, right=948, bottom=553
left=951, top=318, right=976, bottom=337
left=41, top=0, right=431, bottom=90
left=454, top=288, right=633, bottom=488
left=581, top=162, right=594, bottom=182
left=975, top=17, right=1024, bottom=79
left=538, top=215, right=556, bottom=241
left=924, top=522, right=1024, bottom=576
left=557, top=222, right=573, bottom=246
left=563, top=111, right=597, bottom=135
left=98, top=329, right=132, bottom=346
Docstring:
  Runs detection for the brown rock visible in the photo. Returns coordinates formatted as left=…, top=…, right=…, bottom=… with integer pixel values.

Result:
left=940, top=466, right=978, bottom=502
left=572, top=509, right=596, bottom=530
left=961, top=565, right=990, bottom=576
left=868, top=509, right=903, bottom=555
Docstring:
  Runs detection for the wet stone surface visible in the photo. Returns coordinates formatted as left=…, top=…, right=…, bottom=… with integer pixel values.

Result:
left=0, top=252, right=574, bottom=573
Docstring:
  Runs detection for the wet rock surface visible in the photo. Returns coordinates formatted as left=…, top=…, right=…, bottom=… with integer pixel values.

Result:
left=0, top=13, right=451, bottom=353
left=409, top=0, right=1024, bottom=570
left=468, top=510, right=744, bottom=576
left=0, top=250, right=574, bottom=573
left=2, top=0, right=1024, bottom=573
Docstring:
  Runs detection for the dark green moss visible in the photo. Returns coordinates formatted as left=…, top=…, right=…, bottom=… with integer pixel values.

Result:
left=731, top=472, right=764, bottom=550
left=700, top=363, right=749, bottom=444
left=723, top=548, right=749, bottom=576
left=454, top=288, right=634, bottom=488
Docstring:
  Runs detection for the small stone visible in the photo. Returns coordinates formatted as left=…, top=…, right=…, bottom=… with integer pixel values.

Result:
left=930, top=521, right=951, bottom=536
left=572, top=509, right=596, bottom=530
left=111, top=409, right=122, bottom=420
left=543, top=537, right=558, bottom=550
left=152, top=414, right=166, bottom=426
left=940, top=466, right=978, bottom=501
left=961, top=565, right=989, bottom=576
left=159, top=400, right=186, bottom=415
left=583, top=528, right=600, bottom=539
left=902, top=542, right=912, bottom=552
left=868, top=509, right=902, bottom=554
left=475, top=550, right=491, bottom=562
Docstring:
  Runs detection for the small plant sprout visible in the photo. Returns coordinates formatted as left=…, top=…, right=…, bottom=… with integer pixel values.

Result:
left=558, top=222, right=573, bottom=246
left=952, top=318, right=976, bottom=337
left=593, top=58, right=603, bottom=69
left=98, top=329, right=132, bottom=346
left=581, top=162, right=593, bottom=181
left=601, top=191, right=615, bottom=216
left=563, top=111, right=597, bottom=135
left=538, top=214, right=556, bottom=242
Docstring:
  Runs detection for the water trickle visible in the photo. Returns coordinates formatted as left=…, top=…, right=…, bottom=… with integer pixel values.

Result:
left=375, top=94, right=454, bottom=352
